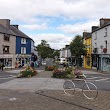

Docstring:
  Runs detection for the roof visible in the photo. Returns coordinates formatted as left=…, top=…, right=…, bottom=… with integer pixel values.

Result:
left=84, top=33, right=92, bottom=40
left=92, top=22, right=110, bottom=33
left=10, top=25, right=33, bottom=40
left=0, top=24, right=16, bottom=36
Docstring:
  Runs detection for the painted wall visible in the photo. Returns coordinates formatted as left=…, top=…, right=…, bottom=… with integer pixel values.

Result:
left=16, top=36, right=31, bottom=54
left=92, top=25, right=110, bottom=54
left=0, top=33, right=16, bottom=68
left=83, top=37, right=92, bottom=69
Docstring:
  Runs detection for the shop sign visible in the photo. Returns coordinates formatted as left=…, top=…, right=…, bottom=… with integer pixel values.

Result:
left=0, top=55, right=13, bottom=58
left=101, top=55, right=110, bottom=58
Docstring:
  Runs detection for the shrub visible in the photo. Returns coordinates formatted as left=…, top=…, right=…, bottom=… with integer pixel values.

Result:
left=52, top=67, right=73, bottom=78
left=17, top=66, right=37, bottom=78
left=45, top=66, right=55, bottom=71
left=74, top=69, right=84, bottom=79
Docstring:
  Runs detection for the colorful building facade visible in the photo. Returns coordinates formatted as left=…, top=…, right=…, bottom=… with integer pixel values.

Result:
left=83, top=32, right=92, bottom=69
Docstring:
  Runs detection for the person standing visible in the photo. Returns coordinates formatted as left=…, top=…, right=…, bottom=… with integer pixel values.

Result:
left=1, top=62, right=4, bottom=71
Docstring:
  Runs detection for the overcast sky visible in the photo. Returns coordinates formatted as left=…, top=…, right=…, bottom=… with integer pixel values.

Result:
left=0, top=0, right=110, bottom=49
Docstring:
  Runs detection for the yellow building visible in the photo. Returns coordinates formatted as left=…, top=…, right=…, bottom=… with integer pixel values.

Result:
left=83, top=32, right=92, bottom=69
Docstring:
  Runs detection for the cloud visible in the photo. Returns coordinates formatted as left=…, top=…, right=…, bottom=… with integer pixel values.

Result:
left=29, top=33, right=72, bottom=49
left=20, top=23, right=48, bottom=30
left=57, top=20, right=99, bottom=34
left=0, top=0, right=110, bottom=23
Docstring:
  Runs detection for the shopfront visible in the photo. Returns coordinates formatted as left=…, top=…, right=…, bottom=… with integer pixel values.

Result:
left=15, top=54, right=31, bottom=68
left=0, top=55, right=13, bottom=68
left=99, top=55, right=110, bottom=72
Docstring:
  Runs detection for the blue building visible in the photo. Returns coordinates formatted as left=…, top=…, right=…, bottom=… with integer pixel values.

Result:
left=10, top=25, right=37, bottom=67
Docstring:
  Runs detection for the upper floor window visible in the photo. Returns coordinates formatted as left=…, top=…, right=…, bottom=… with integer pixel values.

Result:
left=21, top=38, right=26, bottom=44
left=94, top=32, right=97, bottom=40
left=21, top=47, right=26, bottom=54
left=31, top=40, right=35, bottom=47
left=3, top=46, right=10, bottom=54
left=105, top=40, right=107, bottom=48
left=105, top=28, right=107, bottom=37
left=4, top=34, right=10, bottom=41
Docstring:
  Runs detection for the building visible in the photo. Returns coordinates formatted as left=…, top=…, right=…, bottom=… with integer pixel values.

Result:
left=0, top=19, right=16, bottom=68
left=0, top=19, right=37, bottom=68
left=83, top=32, right=92, bottom=69
left=10, top=25, right=38, bottom=68
left=92, top=18, right=110, bottom=72
left=60, top=45, right=71, bottom=62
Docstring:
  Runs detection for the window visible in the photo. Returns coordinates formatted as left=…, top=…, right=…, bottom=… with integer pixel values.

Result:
left=105, top=40, right=107, bottom=48
left=21, top=47, right=26, bottom=54
left=105, top=28, right=107, bottom=37
left=4, top=34, right=10, bottom=41
left=3, top=46, right=9, bottom=54
left=21, top=38, right=26, bottom=44
left=94, top=32, right=97, bottom=40
left=95, top=43, right=97, bottom=47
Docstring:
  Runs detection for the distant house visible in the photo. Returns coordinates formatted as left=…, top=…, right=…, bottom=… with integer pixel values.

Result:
left=0, top=19, right=16, bottom=68
left=92, top=18, right=110, bottom=72
left=83, top=32, right=92, bottom=69
left=60, top=45, right=71, bottom=62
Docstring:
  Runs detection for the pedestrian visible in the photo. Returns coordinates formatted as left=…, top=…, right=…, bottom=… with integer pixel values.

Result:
left=1, top=63, right=4, bottom=71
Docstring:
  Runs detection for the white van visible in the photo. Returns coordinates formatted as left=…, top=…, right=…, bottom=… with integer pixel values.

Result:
left=58, top=58, right=66, bottom=64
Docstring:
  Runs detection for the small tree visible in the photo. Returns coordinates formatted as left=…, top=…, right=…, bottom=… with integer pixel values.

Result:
left=70, top=35, right=87, bottom=67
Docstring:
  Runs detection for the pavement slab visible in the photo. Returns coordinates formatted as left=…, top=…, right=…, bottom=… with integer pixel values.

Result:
left=0, top=89, right=110, bottom=110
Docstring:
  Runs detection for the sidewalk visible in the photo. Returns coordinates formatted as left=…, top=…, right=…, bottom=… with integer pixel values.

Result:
left=0, top=89, right=110, bottom=110
left=0, top=70, right=110, bottom=110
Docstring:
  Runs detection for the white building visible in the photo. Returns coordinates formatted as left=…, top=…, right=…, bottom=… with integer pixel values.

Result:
left=60, top=45, right=71, bottom=62
left=92, top=18, right=110, bottom=72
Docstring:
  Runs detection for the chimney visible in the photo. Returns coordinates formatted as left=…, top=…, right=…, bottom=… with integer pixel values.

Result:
left=12, top=25, right=19, bottom=29
left=100, top=18, right=110, bottom=27
left=92, top=26, right=99, bottom=32
left=0, top=19, right=10, bottom=28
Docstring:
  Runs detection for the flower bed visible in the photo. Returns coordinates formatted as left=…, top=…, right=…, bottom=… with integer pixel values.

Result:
left=52, top=67, right=74, bottom=78
left=17, top=66, right=37, bottom=78
left=45, top=65, right=58, bottom=71
left=74, top=70, right=84, bottom=78
left=52, top=67, right=85, bottom=79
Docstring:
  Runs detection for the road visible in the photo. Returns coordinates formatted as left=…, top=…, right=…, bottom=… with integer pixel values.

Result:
left=0, top=70, right=17, bottom=84
left=0, top=66, right=45, bottom=84
left=0, top=66, right=110, bottom=91
left=71, top=70, right=110, bottom=91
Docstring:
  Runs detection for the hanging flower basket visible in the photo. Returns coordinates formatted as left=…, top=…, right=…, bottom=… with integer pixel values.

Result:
left=103, top=48, right=107, bottom=53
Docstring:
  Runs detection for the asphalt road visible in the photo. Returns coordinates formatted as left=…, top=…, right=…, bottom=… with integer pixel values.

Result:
left=0, top=70, right=17, bottom=84
left=0, top=65, right=110, bottom=91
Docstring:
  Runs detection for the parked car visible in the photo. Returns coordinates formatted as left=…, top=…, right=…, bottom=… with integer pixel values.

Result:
left=42, top=61, right=46, bottom=65
left=58, top=58, right=66, bottom=65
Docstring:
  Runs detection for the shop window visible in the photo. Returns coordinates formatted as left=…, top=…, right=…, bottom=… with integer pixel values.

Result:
left=3, top=46, right=10, bottom=54
left=4, top=34, right=10, bottom=41
left=106, top=58, right=110, bottom=65
left=87, top=58, right=90, bottom=66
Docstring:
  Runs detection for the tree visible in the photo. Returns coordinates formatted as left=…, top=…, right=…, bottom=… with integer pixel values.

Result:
left=70, top=35, right=87, bottom=66
left=36, top=40, right=54, bottom=59
left=52, top=50, right=60, bottom=59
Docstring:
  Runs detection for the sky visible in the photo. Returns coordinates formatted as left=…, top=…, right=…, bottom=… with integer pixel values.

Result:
left=0, top=0, right=110, bottom=49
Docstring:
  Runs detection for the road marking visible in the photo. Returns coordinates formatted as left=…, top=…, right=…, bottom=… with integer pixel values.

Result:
left=95, top=78, right=110, bottom=81
left=87, top=77, right=100, bottom=80
left=0, top=75, right=16, bottom=79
